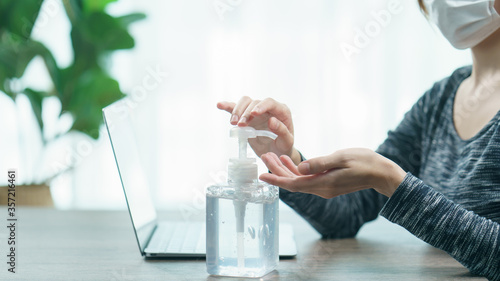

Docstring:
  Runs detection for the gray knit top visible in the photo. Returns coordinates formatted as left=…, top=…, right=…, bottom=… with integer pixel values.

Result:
left=279, top=66, right=500, bottom=280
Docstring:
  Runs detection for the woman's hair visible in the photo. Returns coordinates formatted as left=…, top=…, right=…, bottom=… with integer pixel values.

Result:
left=418, top=0, right=428, bottom=15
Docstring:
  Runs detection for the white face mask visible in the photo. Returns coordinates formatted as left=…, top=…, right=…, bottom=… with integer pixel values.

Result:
left=424, top=0, right=500, bottom=49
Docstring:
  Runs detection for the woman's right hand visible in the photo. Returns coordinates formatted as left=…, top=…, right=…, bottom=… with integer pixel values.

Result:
left=217, top=96, right=301, bottom=165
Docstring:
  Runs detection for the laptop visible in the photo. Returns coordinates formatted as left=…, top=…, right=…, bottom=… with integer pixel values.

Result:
left=102, top=99, right=297, bottom=258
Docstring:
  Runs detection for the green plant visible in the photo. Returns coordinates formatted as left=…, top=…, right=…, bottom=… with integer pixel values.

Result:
left=0, top=0, right=145, bottom=183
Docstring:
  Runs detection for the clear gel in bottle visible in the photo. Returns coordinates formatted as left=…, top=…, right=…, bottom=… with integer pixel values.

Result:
left=206, top=126, right=279, bottom=278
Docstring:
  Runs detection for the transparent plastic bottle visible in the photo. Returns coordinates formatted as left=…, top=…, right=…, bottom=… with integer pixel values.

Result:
left=206, top=127, right=279, bottom=278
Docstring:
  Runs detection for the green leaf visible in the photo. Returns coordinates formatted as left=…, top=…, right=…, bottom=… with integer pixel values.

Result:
left=0, top=33, right=35, bottom=78
left=24, top=88, right=46, bottom=134
left=0, top=35, right=61, bottom=95
left=116, top=13, right=146, bottom=28
left=3, top=0, right=43, bottom=39
left=69, top=23, right=98, bottom=70
left=37, top=44, right=62, bottom=96
left=66, top=68, right=124, bottom=139
left=83, top=12, right=135, bottom=51
left=62, top=0, right=84, bottom=25
left=0, top=1, right=16, bottom=31
left=0, top=34, right=58, bottom=80
left=82, top=0, right=117, bottom=13
left=0, top=1, right=13, bottom=15
left=0, top=0, right=142, bottom=142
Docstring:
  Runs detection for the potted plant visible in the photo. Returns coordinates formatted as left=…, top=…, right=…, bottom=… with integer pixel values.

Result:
left=0, top=0, right=145, bottom=206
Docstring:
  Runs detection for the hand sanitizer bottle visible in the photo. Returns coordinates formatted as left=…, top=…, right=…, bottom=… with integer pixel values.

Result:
left=206, top=126, right=279, bottom=278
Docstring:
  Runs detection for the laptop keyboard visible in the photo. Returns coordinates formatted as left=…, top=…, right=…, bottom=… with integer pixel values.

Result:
left=146, top=222, right=205, bottom=254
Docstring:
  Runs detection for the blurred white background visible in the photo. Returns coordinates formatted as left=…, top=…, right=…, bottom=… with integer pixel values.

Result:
left=0, top=0, right=472, bottom=210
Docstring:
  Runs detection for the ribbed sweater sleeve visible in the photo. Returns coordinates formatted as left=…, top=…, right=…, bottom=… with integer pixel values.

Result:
left=380, top=173, right=500, bottom=280
left=279, top=188, right=387, bottom=238
left=279, top=66, right=500, bottom=279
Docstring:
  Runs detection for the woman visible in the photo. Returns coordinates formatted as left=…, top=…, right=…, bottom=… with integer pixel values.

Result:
left=217, top=0, right=500, bottom=279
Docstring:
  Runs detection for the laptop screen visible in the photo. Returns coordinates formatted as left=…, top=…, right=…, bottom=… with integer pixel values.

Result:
left=103, top=100, right=157, bottom=254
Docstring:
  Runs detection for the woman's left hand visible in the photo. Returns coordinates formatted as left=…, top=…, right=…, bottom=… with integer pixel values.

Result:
left=259, top=148, right=406, bottom=198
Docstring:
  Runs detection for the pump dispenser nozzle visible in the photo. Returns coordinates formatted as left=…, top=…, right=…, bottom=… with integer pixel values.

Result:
left=228, top=127, right=277, bottom=183
left=228, top=126, right=277, bottom=271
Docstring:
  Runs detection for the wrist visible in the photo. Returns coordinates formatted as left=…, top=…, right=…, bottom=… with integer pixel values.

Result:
left=376, top=157, right=406, bottom=197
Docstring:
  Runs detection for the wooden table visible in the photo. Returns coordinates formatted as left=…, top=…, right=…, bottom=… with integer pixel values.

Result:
left=0, top=207, right=485, bottom=281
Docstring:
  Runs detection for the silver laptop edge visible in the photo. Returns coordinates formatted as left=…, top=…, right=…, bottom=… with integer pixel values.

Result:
left=102, top=100, right=297, bottom=258
left=103, top=106, right=158, bottom=256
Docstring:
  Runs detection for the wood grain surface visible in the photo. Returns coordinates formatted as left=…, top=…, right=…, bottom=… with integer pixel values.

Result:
left=0, top=207, right=486, bottom=281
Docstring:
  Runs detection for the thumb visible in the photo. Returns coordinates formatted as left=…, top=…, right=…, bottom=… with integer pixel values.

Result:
left=298, top=152, right=346, bottom=175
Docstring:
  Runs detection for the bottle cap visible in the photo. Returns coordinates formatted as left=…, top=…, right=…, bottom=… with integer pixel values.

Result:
left=228, top=126, right=277, bottom=183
